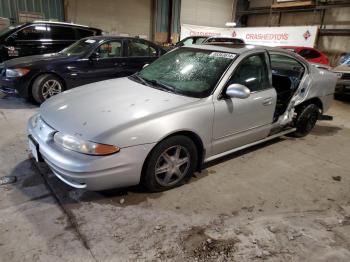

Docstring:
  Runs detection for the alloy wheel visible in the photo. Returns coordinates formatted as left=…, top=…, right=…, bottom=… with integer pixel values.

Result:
left=41, top=79, right=62, bottom=99
left=154, top=145, right=190, bottom=187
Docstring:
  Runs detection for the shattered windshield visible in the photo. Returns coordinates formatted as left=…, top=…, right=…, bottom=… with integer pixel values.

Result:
left=137, top=48, right=236, bottom=98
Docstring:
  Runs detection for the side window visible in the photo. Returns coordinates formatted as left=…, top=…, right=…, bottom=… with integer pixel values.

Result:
left=228, top=53, right=270, bottom=92
left=15, top=25, right=49, bottom=40
left=76, top=28, right=95, bottom=39
left=270, top=53, right=305, bottom=76
left=299, top=49, right=320, bottom=59
left=194, top=37, right=207, bottom=44
left=181, top=38, right=194, bottom=46
left=96, top=41, right=122, bottom=58
left=49, top=25, right=76, bottom=40
left=127, top=40, right=156, bottom=57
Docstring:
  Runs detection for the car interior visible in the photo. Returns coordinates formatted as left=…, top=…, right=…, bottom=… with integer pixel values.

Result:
left=270, top=53, right=305, bottom=120
left=98, top=42, right=122, bottom=58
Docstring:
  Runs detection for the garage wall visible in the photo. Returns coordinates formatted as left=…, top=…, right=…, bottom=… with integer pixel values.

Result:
left=180, top=0, right=234, bottom=27
left=242, top=1, right=350, bottom=65
left=64, top=0, right=153, bottom=39
left=0, top=0, right=64, bottom=23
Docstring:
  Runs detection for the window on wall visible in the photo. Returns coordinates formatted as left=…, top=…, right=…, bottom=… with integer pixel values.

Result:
left=15, top=25, right=50, bottom=40
left=227, top=53, right=270, bottom=92
left=96, top=41, right=122, bottom=58
left=128, top=40, right=157, bottom=57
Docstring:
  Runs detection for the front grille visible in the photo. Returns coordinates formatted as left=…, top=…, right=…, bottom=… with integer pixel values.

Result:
left=341, top=73, right=350, bottom=80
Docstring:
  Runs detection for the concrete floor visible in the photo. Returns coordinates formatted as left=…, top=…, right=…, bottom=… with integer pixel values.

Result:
left=0, top=95, right=350, bottom=262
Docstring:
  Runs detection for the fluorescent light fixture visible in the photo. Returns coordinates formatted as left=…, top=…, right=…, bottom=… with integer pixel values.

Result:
left=225, top=22, right=236, bottom=27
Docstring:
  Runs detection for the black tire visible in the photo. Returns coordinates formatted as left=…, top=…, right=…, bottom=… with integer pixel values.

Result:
left=292, top=104, right=320, bottom=137
left=143, top=135, right=198, bottom=192
left=32, top=74, right=64, bottom=104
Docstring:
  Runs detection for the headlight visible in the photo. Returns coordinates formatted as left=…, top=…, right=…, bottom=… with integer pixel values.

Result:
left=6, top=68, right=30, bottom=78
left=336, top=72, right=342, bottom=79
left=53, top=132, right=120, bottom=155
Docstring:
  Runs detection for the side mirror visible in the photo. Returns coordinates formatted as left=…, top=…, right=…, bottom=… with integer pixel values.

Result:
left=143, top=63, right=149, bottom=68
left=225, top=84, right=250, bottom=99
left=89, top=52, right=100, bottom=60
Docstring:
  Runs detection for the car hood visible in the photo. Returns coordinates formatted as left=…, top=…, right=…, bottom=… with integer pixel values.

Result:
left=3, top=53, right=71, bottom=68
left=40, top=77, right=199, bottom=146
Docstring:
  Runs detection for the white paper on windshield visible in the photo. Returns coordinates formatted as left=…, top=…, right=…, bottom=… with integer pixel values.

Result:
left=209, top=52, right=236, bottom=59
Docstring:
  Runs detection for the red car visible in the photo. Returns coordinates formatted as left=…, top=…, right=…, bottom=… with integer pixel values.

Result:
left=280, top=46, right=329, bottom=65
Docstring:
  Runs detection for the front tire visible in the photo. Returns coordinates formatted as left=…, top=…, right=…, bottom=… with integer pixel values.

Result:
left=143, top=135, right=198, bottom=192
left=32, top=74, right=64, bottom=104
left=292, top=104, right=320, bottom=137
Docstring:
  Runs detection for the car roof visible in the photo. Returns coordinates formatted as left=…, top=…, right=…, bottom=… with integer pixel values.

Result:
left=29, top=20, right=101, bottom=31
left=190, top=43, right=294, bottom=55
left=85, top=35, right=153, bottom=41
left=207, top=36, right=236, bottom=39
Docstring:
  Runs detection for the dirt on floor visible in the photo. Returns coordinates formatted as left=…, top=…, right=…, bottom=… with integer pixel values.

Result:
left=0, top=95, right=350, bottom=262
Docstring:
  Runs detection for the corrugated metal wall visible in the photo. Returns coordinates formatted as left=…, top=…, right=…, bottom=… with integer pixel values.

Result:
left=0, top=0, right=64, bottom=23
left=155, top=0, right=170, bottom=33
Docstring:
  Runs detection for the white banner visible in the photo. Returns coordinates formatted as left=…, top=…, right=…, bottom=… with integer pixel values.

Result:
left=181, top=24, right=318, bottom=47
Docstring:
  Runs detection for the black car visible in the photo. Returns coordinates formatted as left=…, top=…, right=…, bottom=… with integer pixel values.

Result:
left=0, top=21, right=102, bottom=62
left=0, top=36, right=166, bottom=103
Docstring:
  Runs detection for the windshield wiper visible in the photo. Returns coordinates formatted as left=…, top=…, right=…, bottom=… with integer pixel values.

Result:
left=131, top=74, right=150, bottom=86
left=143, top=78, right=178, bottom=94
left=131, top=74, right=178, bottom=94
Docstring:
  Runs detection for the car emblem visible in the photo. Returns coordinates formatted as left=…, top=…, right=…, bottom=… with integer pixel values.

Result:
left=303, top=30, right=311, bottom=40
left=232, top=31, right=237, bottom=37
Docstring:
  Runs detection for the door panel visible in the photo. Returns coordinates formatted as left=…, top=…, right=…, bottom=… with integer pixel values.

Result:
left=212, top=52, right=276, bottom=155
left=12, top=24, right=50, bottom=57
left=124, top=39, right=159, bottom=74
left=79, top=40, right=125, bottom=83
left=212, top=89, right=276, bottom=155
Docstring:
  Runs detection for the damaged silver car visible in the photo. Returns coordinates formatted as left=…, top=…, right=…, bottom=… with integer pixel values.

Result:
left=27, top=44, right=337, bottom=192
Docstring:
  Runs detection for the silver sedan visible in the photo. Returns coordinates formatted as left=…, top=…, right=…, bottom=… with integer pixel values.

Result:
left=27, top=44, right=337, bottom=191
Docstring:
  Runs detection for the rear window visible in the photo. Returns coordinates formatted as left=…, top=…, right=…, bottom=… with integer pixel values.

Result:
left=76, top=28, right=96, bottom=38
left=48, top=25, right=76, bottom=40
left=206, top=38, right=244, bottom=44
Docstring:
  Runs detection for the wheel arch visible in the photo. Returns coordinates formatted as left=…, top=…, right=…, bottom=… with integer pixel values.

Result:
left=140, top=130, right=205, bottom=185
left=28, top=72, right=67, bottom=97
left=296, top=97, right=323, bottom=114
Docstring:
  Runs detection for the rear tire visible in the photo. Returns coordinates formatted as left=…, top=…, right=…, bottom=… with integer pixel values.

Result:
left=143, top=135, right=198, bottom=192
left=32, top=74, right=64, bottom=104
left=292, top=104, right=320, bottom=137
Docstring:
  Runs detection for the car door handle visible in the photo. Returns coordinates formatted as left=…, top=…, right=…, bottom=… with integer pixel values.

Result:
left=262, top=98, right=273, bottom=106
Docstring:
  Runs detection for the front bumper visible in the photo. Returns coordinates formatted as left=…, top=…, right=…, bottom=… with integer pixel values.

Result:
left=335, top=79, right=350, bottom=95
left=27, top=115, right=155, bottom=191
left=0, top=76, right=29, bottom=97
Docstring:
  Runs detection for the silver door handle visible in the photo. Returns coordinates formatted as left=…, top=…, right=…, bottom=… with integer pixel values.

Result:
left=262, top=98, right=273, bottom=106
